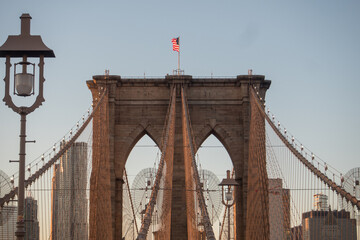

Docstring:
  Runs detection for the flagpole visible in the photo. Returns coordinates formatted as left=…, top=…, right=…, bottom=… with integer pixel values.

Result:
left=178, top=51, right=180, bottom=75
left=172, top=36, right=180, bottom=75
left=178, top=37, right=180, bottom=75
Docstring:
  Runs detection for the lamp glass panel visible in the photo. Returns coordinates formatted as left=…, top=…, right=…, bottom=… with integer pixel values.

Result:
left=225, top=191, right=233, bottom=201
left=15, top=73, right=34, bottom=96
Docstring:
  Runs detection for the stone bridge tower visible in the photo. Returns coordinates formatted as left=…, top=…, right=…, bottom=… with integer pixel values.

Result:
left=87, top=74, right=271, bottom=240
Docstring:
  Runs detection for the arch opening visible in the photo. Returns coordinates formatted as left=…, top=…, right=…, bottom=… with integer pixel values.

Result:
left=196, top=134, right=234, bottom=240
left=122, top=134, right=161, bottom=240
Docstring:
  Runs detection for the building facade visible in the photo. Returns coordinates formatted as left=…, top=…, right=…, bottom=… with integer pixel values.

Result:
left=268, top=178, right=290, bottom=240
left=0, top=198, right=39, bottom=240
left=51, top=142, right=88, bottom=240
left=24, top=196, right=39, bottom=240
left=302, top=210, right=357, bottom=240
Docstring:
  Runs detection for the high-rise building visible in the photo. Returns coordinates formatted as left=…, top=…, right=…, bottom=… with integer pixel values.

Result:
left=51, top=142, right=88, bottom=240
left=24, top=196, right=39, bottom=240
left=302, top=194, right=357, bottom=240
left=313, top=193, right=329, bottom=211
left=302, top=209, right=357, bottom=240
left=268, top=178, right=290, bottom=240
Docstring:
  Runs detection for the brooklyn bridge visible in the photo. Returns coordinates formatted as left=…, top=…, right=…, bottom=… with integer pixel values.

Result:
left=0, top=72, right=359, bottom=239
left=0, top=10, right=360, bottom=240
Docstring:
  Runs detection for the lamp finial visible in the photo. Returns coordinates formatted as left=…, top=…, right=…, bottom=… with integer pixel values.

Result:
left=20, top=13, right=32, bottom=36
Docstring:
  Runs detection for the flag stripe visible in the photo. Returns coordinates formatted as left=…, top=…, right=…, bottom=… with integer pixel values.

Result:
left=172, top=37, right=179, bottom=52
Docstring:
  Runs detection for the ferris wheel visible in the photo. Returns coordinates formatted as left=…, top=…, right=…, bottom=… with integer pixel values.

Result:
left=338, top=167, right=360, bottom=213
left=198, top=169, right=223, bottom=224
left=128, top=167, right=223, bottom=228
left=131, top=168, right=158, bottom=220
left=0, top=170, right=16, bottom=228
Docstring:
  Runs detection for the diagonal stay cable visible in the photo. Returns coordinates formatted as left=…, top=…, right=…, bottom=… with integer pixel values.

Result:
left=137, top=85, right=176, bottom=239
left=181, top=86, right=216, bottom=240
left=0, top=89, right=107, bottom=208
left=124, top=168, right=139, bottom=234
left=250, top=86, right=360, bottom=210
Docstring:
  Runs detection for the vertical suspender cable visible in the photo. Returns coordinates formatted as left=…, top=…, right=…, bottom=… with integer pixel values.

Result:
left=250, top=87, right=360, bottom=211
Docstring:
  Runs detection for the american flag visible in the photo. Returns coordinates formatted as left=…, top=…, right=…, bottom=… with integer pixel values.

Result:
left=172, top=37, right=179, bottom=52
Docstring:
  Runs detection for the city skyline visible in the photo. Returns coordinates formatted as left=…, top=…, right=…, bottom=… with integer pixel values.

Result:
left=0, top=1, right=359, bottom=185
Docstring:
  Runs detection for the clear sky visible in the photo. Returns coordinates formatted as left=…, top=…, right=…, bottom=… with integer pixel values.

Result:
left=0, top=1, right=359, bottom=185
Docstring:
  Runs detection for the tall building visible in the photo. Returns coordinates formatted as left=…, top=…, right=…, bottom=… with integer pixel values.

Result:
left=313, top=193, right=329, bottom=211
left=302, top=194, right=357, bottom=240
left=51, top=142, right=88, bottom=240
left=302, top=210, right=357, bottom=240
left=268, top=178, right=290, bottom=240
left=24, top=196, right=39, bottom=240
left=0, top=196, right=39, bottom=239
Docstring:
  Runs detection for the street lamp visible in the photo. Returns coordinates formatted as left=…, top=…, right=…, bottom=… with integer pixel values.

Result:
left=219, top=170, right=239, bottom=240
left=198, top=221, right=205, bottom=240
left=0, top=13, right=55, bottom=239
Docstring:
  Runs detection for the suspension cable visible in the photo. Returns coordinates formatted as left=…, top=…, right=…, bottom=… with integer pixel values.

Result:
left=250, top=87, right=360, bottom=210
left=0, top=89, right=107, bottom=208
left=124, top=168, right=139, bottom=234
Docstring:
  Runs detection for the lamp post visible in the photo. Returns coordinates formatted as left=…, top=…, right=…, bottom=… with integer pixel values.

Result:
left=0, top=14, right=55, bottom=239
left=219, top=170, right=239, bottom=240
